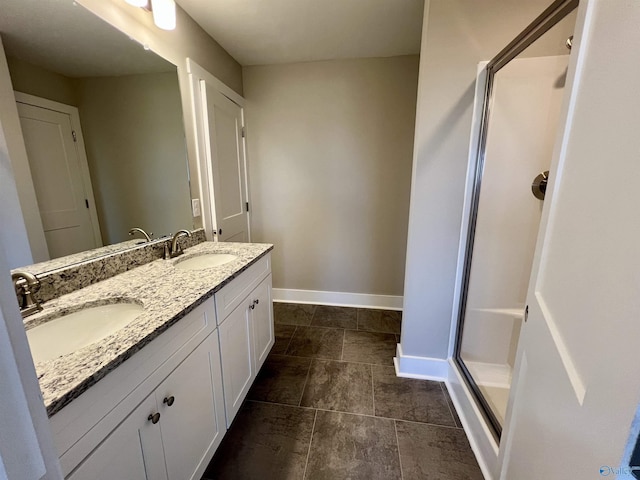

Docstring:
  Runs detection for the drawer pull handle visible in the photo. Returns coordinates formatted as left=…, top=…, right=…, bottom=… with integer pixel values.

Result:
left=163, top=396, right=175, bottom=407
left=148, top=412, right=160, bottom=424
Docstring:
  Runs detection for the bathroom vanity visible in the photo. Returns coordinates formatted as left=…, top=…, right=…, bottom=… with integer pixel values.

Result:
left=20, top=240, right=274, bottom=479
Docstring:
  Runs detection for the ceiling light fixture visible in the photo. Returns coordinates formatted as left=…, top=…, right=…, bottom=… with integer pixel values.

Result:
left=150, top=0, right=176, bottom=31
left=123, top=0, right=176, bottom=31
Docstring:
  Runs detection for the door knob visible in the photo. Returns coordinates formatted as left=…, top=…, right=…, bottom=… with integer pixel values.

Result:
left=531, top=171, right=549, bottom=200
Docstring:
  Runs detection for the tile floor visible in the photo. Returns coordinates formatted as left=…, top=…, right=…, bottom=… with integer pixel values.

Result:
left=202, top=303, right=483, bottom=480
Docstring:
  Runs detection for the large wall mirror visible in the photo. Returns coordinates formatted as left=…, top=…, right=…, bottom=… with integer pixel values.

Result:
left=1, top=0, right=194, bottom=268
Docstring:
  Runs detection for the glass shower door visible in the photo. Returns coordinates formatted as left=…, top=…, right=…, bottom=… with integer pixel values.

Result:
left=455, top=2, right=578, bottom=437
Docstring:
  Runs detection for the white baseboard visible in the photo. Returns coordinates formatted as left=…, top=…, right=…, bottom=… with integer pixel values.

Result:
left=393, top=343, right=448, bottom=380
left=272, top=288, right=403, bottom=311
left=446, top=359, right=499, bottom=480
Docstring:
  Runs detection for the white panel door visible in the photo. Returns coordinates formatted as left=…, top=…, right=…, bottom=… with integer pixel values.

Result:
left=218, top=301, right=254, bottom=427
left=67, top=395, right=167, bottom=480
left=157, top=332, right=226, bottom=480
left=16, top=101, right=99, bottom=258
left=499, top=1, right=640, bottom=478
left=202, top=84, right=249, bottom=242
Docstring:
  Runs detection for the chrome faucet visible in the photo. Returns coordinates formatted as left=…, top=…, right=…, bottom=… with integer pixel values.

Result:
left=128, top=227, right=152, bottom=242
left=165, top=230, right=192, bottom=259
left=11, top=271, right=43, bottom=318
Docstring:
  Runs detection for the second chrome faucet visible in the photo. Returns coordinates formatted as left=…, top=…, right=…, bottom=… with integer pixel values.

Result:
left=164, top=230, right=192, bottom=259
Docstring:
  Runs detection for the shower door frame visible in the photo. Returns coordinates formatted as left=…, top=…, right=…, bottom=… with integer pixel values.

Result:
left=453, top=0, right=579, bottom=440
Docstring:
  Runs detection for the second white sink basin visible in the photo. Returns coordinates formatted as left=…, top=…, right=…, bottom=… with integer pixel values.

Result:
left=174, top=253, right=237, bottom=271
left=26, top=302, right=143, bottom=364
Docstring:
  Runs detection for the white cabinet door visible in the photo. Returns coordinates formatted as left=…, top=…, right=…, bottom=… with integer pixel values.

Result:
left=157, top=332, right=225, bottom=480
left=250, top=275, right=274, bottom=372
left=219, top=301, right=254, bottom=427
left=67, top=395, right=166, bottom=480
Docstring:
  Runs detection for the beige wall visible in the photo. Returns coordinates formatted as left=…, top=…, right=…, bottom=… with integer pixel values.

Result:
left=400, top=0, right=562, bottom=359
left=7, top=57, right=78, bottom=107
left=76, top=73, right=192, bottom=244
left=244, top=56, right=418, bottom=296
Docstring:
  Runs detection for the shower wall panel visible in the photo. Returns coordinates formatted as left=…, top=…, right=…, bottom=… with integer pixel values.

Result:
left=460, top=55, right=569, bottom=370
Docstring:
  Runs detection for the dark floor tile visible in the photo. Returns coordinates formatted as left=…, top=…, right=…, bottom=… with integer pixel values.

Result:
left=441, top=383, right=463, bottom=428
left=311, top=305, right=358, bottom=329
left=272, top=324, right=298, bottom=355
left=305, top=410, right=401, bottom=480
left=300, top=360, right=373, bottom=414
left=285, top=326, right=344, bottom=360
left=203, top=401, right=315, bottom=480
left=357, top=309, right=402, bottom=334
left=396, top=421, right=483, bottom=479
left=342, top=330, right=397, bottom=365
left=248, top=355, right=312, bottom=405
left=274, top=302, right=316, bottom=326
left=373, top=366, right=456, bottom=426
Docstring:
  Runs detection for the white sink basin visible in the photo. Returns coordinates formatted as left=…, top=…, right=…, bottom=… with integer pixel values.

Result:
left=26, top=303, right=143, bottom=364
left=174, top=253, right=237, bottom=271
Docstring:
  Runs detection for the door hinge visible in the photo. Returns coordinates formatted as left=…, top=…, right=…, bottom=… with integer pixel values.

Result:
left=245, top=202, right=249, bottom=212
left=85, top=199, right=89, bottom=209
left=241, top=127, right=246, bottom=138
left=72, top=130, right=77, bottom=142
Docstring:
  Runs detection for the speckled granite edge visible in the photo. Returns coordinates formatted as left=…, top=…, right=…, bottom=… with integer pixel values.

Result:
left=26, top=241, right=274, bottom=417
left=13, top=229, right=206, bottom=303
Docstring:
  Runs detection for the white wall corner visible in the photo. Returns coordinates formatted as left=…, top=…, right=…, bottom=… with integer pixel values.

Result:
left=272, top=288, right=403, bottom=311
left=393, top=343, right=448, bottom=380
left=447, top=63, right=488, bottom=359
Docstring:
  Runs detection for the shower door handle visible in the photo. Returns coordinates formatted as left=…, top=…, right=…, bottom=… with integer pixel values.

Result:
left=531, top=171, right=549, bottom=200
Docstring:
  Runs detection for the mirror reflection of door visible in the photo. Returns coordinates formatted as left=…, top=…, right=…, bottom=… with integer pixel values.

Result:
left=203, top=84, right=250, bottom=242
left=16, top=96, right=101, bottom=259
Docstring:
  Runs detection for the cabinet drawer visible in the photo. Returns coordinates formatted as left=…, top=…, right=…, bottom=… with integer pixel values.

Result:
left=215, top=254, right=270, bottom=325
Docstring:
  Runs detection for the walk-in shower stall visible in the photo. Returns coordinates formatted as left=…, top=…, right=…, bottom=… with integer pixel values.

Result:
left=454, top=0, right=578, bottom=437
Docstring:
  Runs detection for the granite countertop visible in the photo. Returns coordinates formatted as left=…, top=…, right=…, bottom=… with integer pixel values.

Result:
left=26, top=241, right=273, bottom=417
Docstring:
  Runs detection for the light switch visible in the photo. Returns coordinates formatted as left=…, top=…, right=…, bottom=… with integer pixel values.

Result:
left=191, top=198, right=201, bottom=217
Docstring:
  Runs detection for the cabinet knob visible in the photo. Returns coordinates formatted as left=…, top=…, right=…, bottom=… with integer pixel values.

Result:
left=163, top=396, right=175, bottom=407
left=249, top=303, right=255, bottom=310
left=148, top=412, right=161, bottom=424
left=254, top=299, right=260, bottom=305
